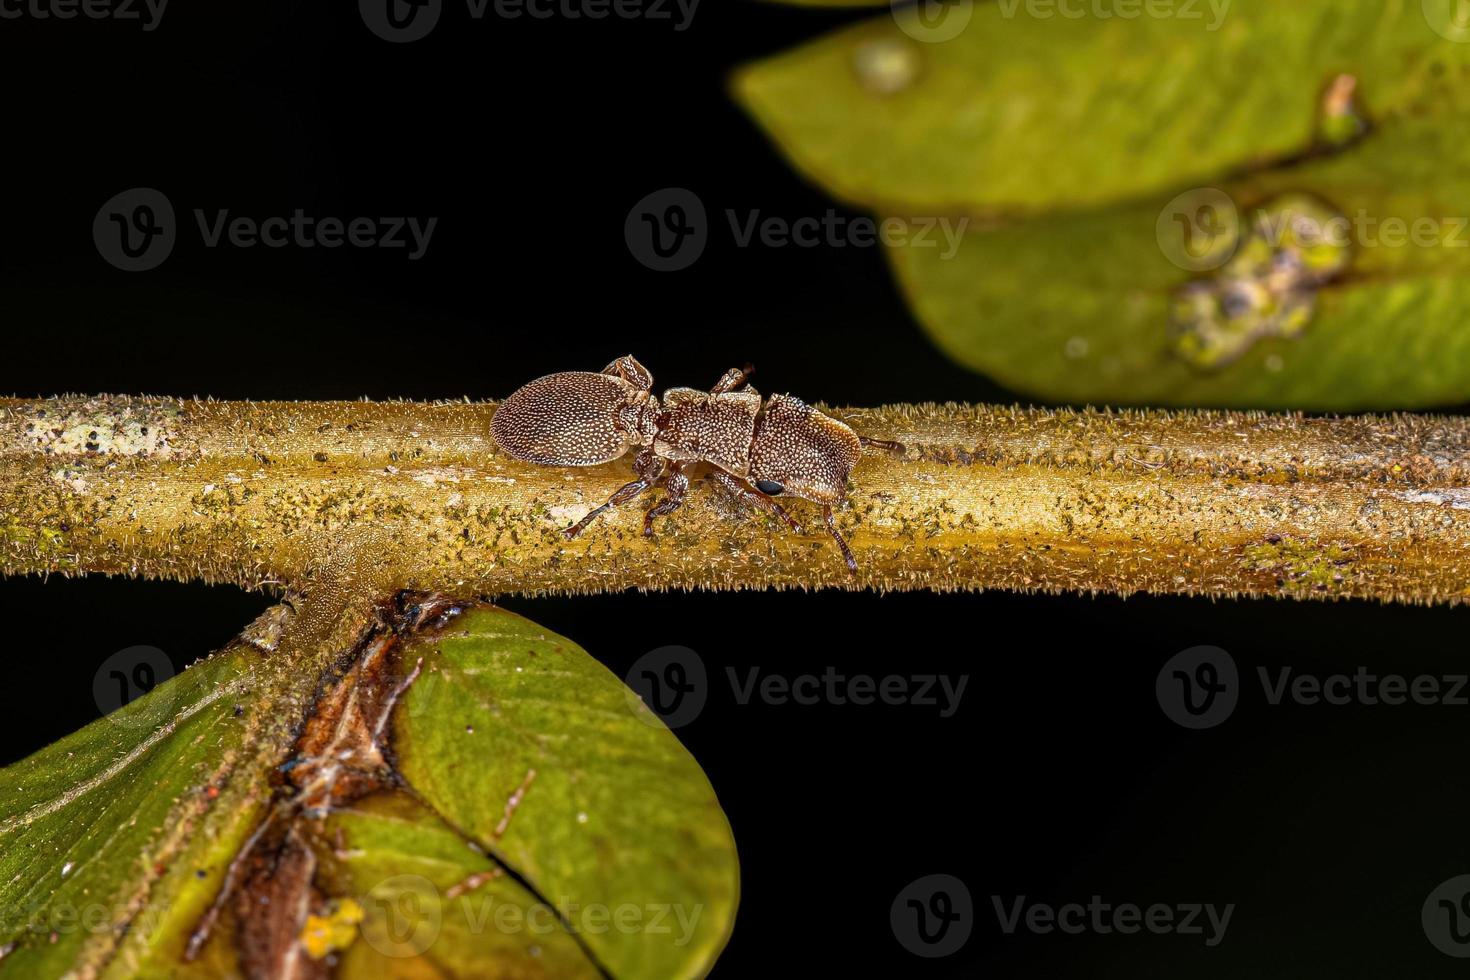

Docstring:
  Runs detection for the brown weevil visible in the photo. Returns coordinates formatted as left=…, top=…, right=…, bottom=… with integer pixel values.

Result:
left=491, top=355, right=903, bottom=572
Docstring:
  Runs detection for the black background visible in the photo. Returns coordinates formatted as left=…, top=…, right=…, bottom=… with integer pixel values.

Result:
left=2, top=2, right=1469, bottom=976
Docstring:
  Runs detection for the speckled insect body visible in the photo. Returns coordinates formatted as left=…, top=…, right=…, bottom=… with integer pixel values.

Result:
left=491, top=355, right=902, bottom=571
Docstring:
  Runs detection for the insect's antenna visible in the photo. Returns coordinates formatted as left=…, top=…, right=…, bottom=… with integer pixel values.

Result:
left=823, top=505, right=859, bottom=576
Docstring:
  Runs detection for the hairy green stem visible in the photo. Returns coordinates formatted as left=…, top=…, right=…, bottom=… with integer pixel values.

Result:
left=2, top=395, right=1470, bottom=603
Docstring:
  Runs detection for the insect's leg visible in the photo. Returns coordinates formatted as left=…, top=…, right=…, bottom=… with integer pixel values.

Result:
left=823, top=505, right=859, bottom=575
left=709, top=470, right=803, bottom=534
left=860, top=435, right=906, bottom=454
left=642, top=460, right=690, bottom=537
left=562, top=449, right=662, bottom=539
left=709, top=363, right=755, bottom=395
left=562, top=478, right=654, bottom=539
left=600, top=355, right=654, bottom=391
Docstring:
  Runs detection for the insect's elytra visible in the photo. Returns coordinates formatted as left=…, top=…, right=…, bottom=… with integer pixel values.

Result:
left=491, top=355, right=903, bottom=573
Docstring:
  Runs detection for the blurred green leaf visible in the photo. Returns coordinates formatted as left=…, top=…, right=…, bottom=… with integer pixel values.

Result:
left=735, top=1, right=1470, bottom=215
left=735, top=0, right=1470, bottom=407
left=892, top=112, right=1470, bottom=407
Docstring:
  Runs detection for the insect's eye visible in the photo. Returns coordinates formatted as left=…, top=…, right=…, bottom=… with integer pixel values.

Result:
left=754, top=479, right=784, bottom=496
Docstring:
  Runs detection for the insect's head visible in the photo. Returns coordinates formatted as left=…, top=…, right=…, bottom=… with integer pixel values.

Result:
left=747, top=395, right=862, bottom=505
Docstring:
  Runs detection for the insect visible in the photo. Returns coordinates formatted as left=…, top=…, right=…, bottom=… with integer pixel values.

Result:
left=491, top=355, right=903, bottom=572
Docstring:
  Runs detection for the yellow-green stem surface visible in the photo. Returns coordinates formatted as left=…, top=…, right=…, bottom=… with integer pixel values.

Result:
left=3, top=396, right=1470, bottom=603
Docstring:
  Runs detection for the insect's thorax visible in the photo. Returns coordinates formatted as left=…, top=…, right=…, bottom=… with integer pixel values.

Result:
left=653, top=387, right=761, bottom=477
left=614, top=391, right=661, bottom=449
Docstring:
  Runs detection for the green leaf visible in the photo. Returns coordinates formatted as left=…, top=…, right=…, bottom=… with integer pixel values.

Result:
left=0, top=637, right=271, bottom=979
left=734, top=0, right=1470, bottom=216
left=391, top=607, right=739, bottom=980
left=0, top=602, right=737, bottom=979
left=317, top=794, right=602, bottom=979
left=889, top=111, right=1470, bottom=408
left=736, top=0, right=1470, bottom=407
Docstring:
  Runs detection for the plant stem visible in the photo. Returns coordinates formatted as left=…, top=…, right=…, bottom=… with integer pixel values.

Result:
left=2, top=395, right=1469, bottom=603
